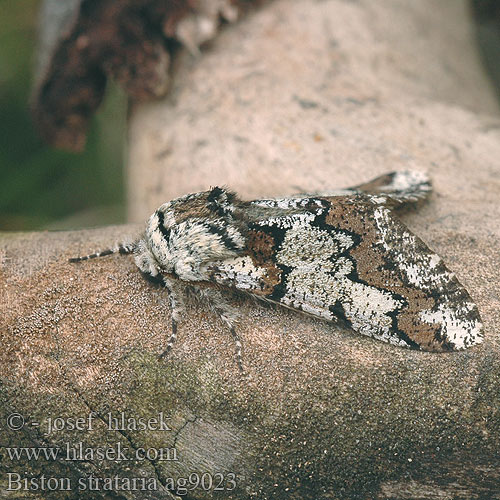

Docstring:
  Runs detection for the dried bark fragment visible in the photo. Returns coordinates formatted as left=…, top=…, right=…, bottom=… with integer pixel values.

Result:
left=32, top=0, right=261, bottom=151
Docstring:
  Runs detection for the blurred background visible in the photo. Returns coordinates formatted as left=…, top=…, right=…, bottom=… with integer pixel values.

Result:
left=0, top=0, right=498, bottom=232
left=0, top=0, right=127, bottom=231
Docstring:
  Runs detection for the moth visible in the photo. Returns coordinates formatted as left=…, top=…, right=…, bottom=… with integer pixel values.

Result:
left=69, top=171, right=483, bottom=369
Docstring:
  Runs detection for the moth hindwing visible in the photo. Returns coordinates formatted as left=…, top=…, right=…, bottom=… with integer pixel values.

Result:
left=69, top=171, right=483, bottom=368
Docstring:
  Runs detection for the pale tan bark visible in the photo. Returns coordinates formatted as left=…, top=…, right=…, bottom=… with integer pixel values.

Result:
left=2, top=0, right=500, bottom=498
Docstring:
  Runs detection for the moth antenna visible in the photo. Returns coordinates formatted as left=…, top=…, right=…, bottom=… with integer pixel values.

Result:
left=68, top=242, right=136, bottom=263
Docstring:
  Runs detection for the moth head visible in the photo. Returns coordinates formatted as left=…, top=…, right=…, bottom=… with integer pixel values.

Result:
left=136, top=188, right=244, bottom=281
left=134, top=237, right=163, bottom=277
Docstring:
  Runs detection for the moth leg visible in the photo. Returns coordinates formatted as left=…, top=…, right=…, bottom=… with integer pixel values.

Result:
left=193, top=287, right=244, bottom=371
left=228, top=326, right=243, bottom=373
left=158, top=277, right=186, bottom=360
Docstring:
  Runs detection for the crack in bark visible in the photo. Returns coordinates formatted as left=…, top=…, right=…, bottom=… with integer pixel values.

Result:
left=0, top=367, right=95, bottom=485
left=172, top=415, right=198, bottom=450
left=50, top=330, right=181, bottom=497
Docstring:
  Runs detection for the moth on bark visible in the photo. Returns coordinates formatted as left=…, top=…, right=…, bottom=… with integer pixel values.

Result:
left=69, top=171, right=483, bottom=369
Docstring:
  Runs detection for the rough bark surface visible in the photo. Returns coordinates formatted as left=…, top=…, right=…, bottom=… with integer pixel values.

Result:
left=3, top=0, right=500, bottom=499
